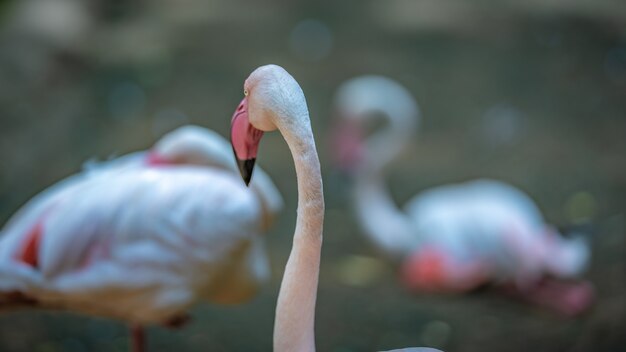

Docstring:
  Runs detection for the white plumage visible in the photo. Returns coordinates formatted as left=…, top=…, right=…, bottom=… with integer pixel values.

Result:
left=0, top=125, right=282, bottom=325
left=403, top=179, right=589, bottom=288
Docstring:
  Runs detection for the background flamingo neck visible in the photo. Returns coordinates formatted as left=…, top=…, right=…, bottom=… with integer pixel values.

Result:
left=353, top=172, right=416, bottom=259
left=273, top=114, right=324, bottom=352
left=349, top=109, right=418, bottom=259
left=365, top=113, right=414, bottom=174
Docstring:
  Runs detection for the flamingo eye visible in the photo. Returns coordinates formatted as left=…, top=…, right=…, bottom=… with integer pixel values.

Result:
left=244, top=89, right=249, bottom=96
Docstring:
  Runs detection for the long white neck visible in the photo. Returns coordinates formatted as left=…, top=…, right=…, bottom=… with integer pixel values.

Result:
left=273, top=111, right=324, bottom=352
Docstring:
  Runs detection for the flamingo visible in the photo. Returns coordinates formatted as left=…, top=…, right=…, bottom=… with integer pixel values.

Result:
left=231, top=65, right=438, bottom=352
left=0, top=124, right=283, bottom=351
left=231, top=64, right=324, bottom=352
left=332, top=75, right=594, bottom=316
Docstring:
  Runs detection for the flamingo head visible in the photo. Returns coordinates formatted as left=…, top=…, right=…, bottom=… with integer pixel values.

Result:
left=401, top=246, right=489, bottom=293
left=331, top=76, right=420, bottom=175
left=231, top=64, right=309, bottom=186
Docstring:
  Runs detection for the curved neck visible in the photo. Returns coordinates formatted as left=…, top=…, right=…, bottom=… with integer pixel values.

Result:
left=353, top=114, right=417, bottom=259
left=273, top=114, right=324, bottom=352
left=365, top=113, right=414, bottom=174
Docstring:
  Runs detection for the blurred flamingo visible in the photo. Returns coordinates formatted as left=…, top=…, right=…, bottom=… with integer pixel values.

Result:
left=333, top=75, right=593, bottom=316
left=232, top=65, right=437, bottom=352
left=0, top=125, right=282, bottom=351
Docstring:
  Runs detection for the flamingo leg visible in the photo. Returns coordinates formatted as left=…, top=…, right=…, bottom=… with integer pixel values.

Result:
left=130, top=325, right=145, bottom=352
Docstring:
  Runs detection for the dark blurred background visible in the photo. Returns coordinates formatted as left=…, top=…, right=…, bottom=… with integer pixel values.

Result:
left=0, top=0, right=624, bottom=351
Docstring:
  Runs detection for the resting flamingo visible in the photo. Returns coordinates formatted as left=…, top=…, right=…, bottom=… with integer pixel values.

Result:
left=332, top=75, right=593, bottom=316
left=232, top=65, right=438, bottom=352
left=0, top=124, right=282, bottom=351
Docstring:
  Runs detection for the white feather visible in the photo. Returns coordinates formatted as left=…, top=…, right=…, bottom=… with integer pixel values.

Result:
left=0, top=127, right=280, bottom=324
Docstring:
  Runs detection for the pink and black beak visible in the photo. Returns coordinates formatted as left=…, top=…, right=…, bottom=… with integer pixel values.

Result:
left=231, top=96, right=264, bottom=186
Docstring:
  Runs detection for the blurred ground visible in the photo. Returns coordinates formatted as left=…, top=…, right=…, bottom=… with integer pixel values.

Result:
left=0, top=0, right=624, bottom=351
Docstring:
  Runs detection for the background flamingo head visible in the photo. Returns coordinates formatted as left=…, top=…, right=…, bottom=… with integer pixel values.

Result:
left=331, top=75, right=420, bottom=175
left=401, top=246, right=489, bottom=293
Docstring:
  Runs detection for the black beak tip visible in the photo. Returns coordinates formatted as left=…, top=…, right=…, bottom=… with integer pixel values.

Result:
left=236, top=158, right=256, bottom=186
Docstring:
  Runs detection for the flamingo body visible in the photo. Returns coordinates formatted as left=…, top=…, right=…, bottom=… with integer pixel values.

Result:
left=402, top=179, right=588, bottom=291
left=0, top=127, right=278, bottom=326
